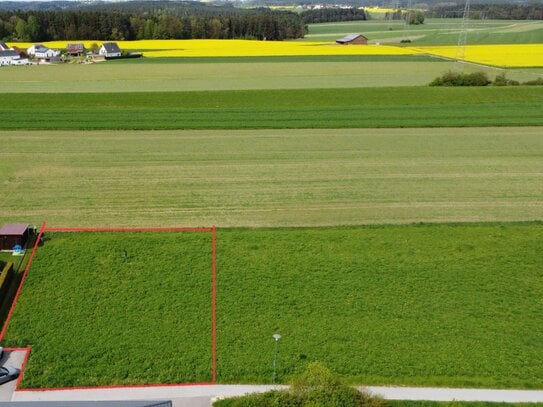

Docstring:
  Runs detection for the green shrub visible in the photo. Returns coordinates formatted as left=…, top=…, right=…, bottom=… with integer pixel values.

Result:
left=493, top=73, right=519, bottom=86
left=213, top=362, right=388, bottom=407
left=0, top=262, right=14, bottom=308
left=430, top=71, right=491, bottom=86
left=523, top=77, right=543, bottom=86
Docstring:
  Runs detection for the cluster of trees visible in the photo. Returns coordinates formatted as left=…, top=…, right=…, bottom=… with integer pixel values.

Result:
left=300, top=8, right=367, bottom=24
left=0, top=5, right=306, bottom=41
left=428, top=4, right=543, bottom=20
left=384, top=9, right=424, bottom=25
left=430, top=71, right=543, bottom=87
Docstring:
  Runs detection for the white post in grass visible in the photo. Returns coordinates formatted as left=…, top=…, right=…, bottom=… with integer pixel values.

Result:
left=272, top=333, right=282, bottom=384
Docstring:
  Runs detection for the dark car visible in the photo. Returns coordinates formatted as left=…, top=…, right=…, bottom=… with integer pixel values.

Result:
left=0, top=365, right=19, bottom=385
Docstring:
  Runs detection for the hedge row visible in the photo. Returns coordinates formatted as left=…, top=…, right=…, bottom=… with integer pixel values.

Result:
left=0, top=261, right=13, bottom=309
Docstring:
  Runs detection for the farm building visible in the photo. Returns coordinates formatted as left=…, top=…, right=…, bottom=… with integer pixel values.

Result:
left=336, top=34, right=368, bottom=45
left=0, top=224, right=30, bottom=251
left=99, top=42, right=122, bottom=58
left=66, top=43, right=85, bottom=56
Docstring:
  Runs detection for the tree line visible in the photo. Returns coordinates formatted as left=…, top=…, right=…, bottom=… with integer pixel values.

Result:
left=0, top=6, right=306, bottom=42
left=300, top=8, right=367, bottom=24
left=427, top=4, right=543, bottom=20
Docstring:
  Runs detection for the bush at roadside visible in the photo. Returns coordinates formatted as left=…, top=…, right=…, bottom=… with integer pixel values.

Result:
left=213, top=362, right=388, bottom=407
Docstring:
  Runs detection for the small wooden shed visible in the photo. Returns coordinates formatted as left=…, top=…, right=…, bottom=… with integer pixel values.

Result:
left=336, top=34, right=368, bottom=45
left=0, top=224, right=30, bottom=251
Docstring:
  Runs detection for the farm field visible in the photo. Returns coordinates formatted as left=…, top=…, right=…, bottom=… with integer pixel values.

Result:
left=1, top=58, right=541, bottom=93
left=303, top=19, right=543, bottom=45
left=0, top=127, right=542, bottom=228
left=2, top=231, right=213, bottom=387
left=3, top=224, right=543, bottom=388
left=0, top=59, right=453, bottom=93
left=1, top=87, right=542, bottom=130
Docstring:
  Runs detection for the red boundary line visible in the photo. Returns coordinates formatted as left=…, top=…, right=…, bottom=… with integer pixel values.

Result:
left=14, top=346, right=31, bottom=389
left=0, top=221, right=46, bottom=341
left=211, top=225, right=217, bottom=383
left=1, top=224, right=218, bottom=391
left=45, top=227, right=212, bottom=232
left=17, top=380, right=216, bottom=392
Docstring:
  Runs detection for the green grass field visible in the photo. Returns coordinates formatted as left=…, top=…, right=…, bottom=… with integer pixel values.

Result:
left=0, top=57, right=541, bottom=93
left=3, top=224, right=543, bottom=388
left=1, top=127, right=542, bottom=228
left=303, top=19, right=543, bottom=45
left=0, top=59, right=453, bottom=93
left=3, top=231, right=213, bottom=387
left=1, top=87, right=542, bottom=130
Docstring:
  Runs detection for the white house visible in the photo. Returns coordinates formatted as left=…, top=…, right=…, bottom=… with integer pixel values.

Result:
left=27, top=44, right=61, bottom=62
left=0, top=50, right=28, bottom=66
left=99, top=42, right=122, bottom=58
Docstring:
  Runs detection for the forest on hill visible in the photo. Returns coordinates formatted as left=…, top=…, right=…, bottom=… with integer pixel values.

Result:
left=0, top=3, right=305, bottom=41
left=0, top=0, right=540, bottom=42
left=428, top=3, right=543, bottom=19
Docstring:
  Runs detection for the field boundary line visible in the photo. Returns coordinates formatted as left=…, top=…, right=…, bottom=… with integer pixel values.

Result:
left=211, top=225, right=217, bottom=383
left=1, top=224, right=218, bottom=391
left=45, top=226, right=213, bottom=232
left=0, top=221, right=46, bottom=341
left=16, top=380, right=216, bottom=393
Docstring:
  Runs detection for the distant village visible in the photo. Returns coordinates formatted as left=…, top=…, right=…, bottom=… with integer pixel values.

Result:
left=0, top=41, right=141, bottom=66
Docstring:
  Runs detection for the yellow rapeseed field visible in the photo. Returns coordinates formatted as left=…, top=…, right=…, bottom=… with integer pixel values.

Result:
left=364, top=7, right=400, bottom=13
left=411, top=44, right=543, bottom=68
left=8, top=40, right=543, bottom=67
left=10, top=39, right=415, bottom=58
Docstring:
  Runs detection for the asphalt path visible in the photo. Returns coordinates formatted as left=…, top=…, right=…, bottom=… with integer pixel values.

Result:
left=9, top=384, right=543, bottom=405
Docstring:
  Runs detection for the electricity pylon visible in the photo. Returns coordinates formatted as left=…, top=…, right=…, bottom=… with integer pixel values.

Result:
left=456, top=0, right=471, bottom=64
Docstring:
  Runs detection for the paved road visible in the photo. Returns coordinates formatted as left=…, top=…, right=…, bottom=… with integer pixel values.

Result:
left=10, top=384, right=543, bottom=405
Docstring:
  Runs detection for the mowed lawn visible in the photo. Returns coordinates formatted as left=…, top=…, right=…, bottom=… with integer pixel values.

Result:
left=2, top=224, right=543, bottom=388
left=2, top=231, right=213, bottom=387
left=0, top=127, right=542, bottom=228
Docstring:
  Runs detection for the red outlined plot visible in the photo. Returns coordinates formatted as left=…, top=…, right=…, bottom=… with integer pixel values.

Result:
left=0, top=224, right=218, bottom=392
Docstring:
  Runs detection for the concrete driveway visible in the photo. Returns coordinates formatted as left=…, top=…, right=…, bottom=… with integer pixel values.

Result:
left=0, top=349, right=26, bottom=401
